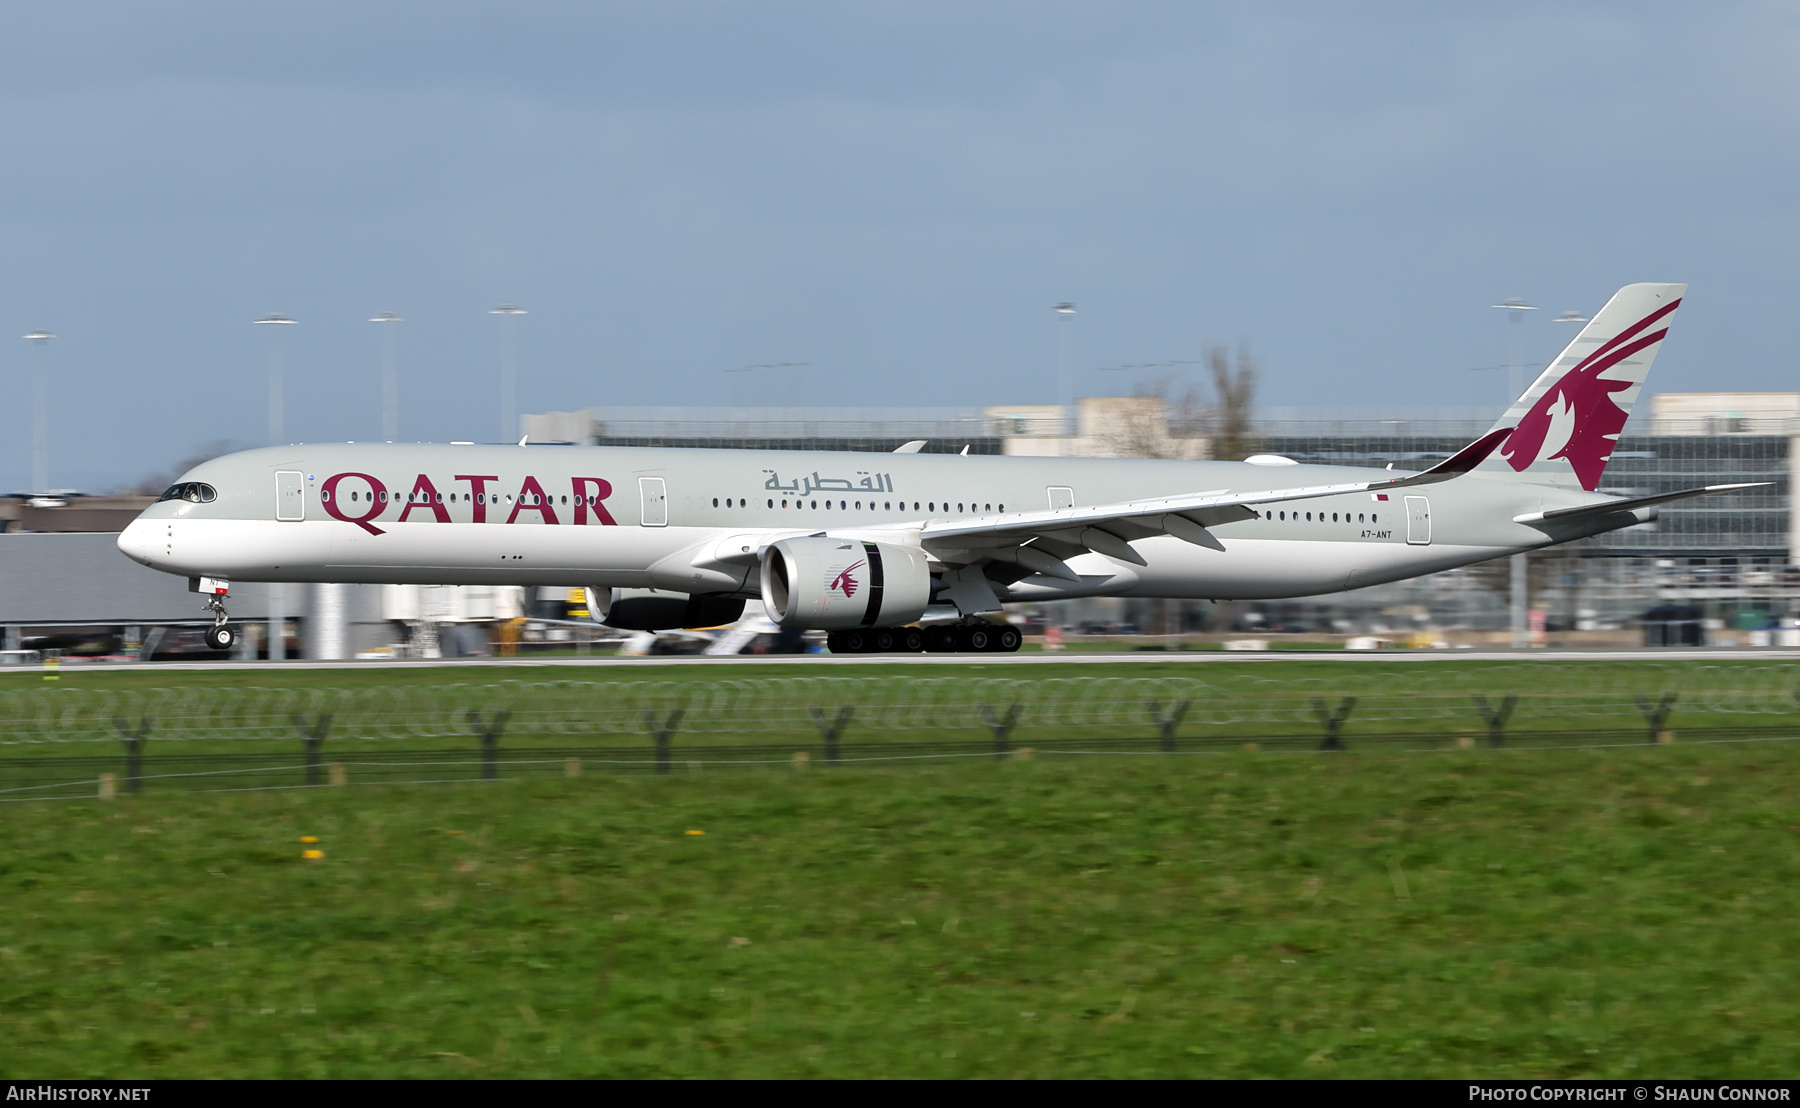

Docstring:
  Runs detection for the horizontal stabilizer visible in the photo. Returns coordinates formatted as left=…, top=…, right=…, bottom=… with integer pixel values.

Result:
left=1512, top=483, right=1768, bottom=525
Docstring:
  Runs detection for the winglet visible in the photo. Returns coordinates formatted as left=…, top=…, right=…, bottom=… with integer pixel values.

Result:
left=1371, top=426, right=1514, bottom=491
left=894, top=440, right=927, bottom=454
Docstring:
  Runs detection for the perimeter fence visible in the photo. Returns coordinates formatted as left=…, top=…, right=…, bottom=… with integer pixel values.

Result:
left=2, top=664, right=1798, bottom=800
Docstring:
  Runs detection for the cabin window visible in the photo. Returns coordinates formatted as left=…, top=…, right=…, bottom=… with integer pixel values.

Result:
left=436, top=493, right=444, bottom=503
left=1371, top=513, right=1378, bottom=524
left=1359, top=513, right=1365, bottom=523
left=839, top=500, right=846, bottom=510
left=712, top=498, right=718, bottom=507
left=985, top=504, right=991, bottom=512
left=781, top=499, right=788, bottom=508
left=998, top=503, right=1004, bottom=512
left=1332, top=512, right=1338, bottom=522
left=767, top=499, right=774, bottom=508
left=321, top=489, right=332, bottom=503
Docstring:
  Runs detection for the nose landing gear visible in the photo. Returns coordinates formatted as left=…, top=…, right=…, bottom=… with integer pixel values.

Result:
left=199, top=582, right=236, bottom=652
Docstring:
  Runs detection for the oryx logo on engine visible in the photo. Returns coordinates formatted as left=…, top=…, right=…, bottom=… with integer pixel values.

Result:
left=829, top=560, right=865, bottom=598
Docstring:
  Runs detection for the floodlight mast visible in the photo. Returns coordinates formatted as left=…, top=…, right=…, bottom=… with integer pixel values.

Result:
left=22, top=331, right=54, bottom=494
left=1054, top=303, right=1076, bottom=440
left=253, top=313, right=295, bottom=662
left=255, top=314, right=296, bottom=446
left=370, top=311, right=403, bottom=440
left=1491, top=297, right=1537, bottom=404
left=491, top=303, right=527, bottom=441
left=1490, top=297, right=1537, bottom=651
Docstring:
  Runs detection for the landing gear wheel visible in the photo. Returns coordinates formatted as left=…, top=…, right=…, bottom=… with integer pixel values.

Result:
left=828, top=631, right=868, bottom=654
left=899, top=628, right=925, bottom=653
left=204, top=626, right=235, bottom=651
left=994, top=625, right=1023, bottom=652
left=872, top=628, right=898, bottom=653
left=960, top=624, right=993, bottom=652
left=924, top=626, right=959, bottom=653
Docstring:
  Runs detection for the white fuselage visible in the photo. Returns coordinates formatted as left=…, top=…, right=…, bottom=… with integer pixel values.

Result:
left=117, top=442, right=1581, bottom=605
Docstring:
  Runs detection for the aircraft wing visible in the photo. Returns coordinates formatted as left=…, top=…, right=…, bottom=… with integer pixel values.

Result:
left=919, top=427, right=1514, bottom=570
left=1512, top=483, right=1769, bottom=524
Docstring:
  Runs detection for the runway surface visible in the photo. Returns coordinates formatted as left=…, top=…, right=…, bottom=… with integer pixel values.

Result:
left=36, top=648, right=1800, bottom=673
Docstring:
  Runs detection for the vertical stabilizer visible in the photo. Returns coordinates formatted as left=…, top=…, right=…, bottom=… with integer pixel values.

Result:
left=1478, top=283, right=1685, bottom=490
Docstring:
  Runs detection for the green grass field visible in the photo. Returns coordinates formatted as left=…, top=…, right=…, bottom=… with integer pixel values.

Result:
left=4, top=739, right=1797, bottom=1077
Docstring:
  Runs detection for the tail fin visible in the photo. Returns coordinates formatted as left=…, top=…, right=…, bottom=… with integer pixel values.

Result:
left=1477, top=282, right=1685, bottom=491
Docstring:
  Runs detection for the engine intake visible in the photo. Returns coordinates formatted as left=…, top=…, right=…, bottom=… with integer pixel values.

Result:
left=586, top=588, right=745, bottom=631
left=760, top=537, right=931, bottom=630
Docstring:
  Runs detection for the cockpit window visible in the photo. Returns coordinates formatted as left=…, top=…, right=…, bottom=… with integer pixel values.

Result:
left=157, top=482, right=217, bottom=504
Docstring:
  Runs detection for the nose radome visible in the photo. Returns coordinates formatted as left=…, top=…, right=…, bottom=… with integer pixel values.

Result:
left=117, top=520, right=157, bottom=567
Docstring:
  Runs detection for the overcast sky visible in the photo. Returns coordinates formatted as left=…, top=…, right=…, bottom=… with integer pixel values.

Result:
left=3, top=1, right=1797, bottom=491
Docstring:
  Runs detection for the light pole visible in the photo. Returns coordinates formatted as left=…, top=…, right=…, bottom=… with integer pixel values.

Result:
left=255, top=314, right=295, bottom=445
left=491, top=302, right=527, bottom=441
left=1492, top=297, right=1536, bottom=650
left=1550, top=309, right=1591, bottom=640
left=1054, top=303, right=1076, bottom=439
left=22, top=331, right=53, bottom=494
left=254, top=314, right=294, bottom=661
left=1491, top=297, right=1536, bottom=406
left=370, top=311, right=402, bottom=440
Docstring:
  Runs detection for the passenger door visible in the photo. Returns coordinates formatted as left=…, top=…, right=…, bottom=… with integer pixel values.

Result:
left=639, top=477, right=668, bottom=527
left=276, top=471, right=305, bottom=521
left=1404, top=495, right=1430, bottom=545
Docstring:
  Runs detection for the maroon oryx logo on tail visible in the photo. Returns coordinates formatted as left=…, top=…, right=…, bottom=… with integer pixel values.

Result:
left=1500, top=298, right=1679, bottom=491
left=830, top=561, right=865, bottom=598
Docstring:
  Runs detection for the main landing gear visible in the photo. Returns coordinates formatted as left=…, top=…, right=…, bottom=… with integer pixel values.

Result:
left=827, top=623, right=1022, bottom=655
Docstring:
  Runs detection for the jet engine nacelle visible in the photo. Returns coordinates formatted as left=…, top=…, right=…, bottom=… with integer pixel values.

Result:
left=759, top=537, right=931, bottom=630
left=585, top=587, right=745, bottom=631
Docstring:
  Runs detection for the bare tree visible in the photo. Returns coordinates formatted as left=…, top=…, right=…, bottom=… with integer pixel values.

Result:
left=131, top=440, right=246, bottom=495
left=1206, top=344, right=1258, bottom=461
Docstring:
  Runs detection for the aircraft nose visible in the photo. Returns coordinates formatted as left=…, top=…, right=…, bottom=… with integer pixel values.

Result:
left=117, top=519, right=158, bottom=567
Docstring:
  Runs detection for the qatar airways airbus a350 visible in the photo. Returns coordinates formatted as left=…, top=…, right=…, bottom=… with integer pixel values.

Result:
left=117, top=283, right=1756, bottom=654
